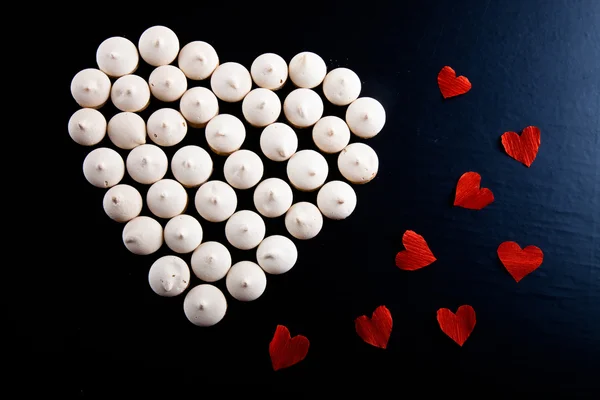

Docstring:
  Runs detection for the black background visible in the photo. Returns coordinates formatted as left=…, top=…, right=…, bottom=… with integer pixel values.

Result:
left=30, top=0, right=599, bottom=396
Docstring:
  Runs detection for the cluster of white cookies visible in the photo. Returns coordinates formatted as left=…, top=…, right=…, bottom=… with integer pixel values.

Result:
left=69, top=26, right=385, bottom=327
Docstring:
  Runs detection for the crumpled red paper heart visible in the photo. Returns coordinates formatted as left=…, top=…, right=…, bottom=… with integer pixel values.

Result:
left=269, top=325, right=309, bottom=371
left=395, top=230, right=437, bottom=271
left=501, top=126, right=541, bottom=167
left=454, top=172, right=494, bottom=210
left=436, top=305, right=476, bottom=347
left=437, top=66, right=472, bottom=99
left=355, top=305, right=393, bottom=349
left=497, top=241, right=544, bottom=282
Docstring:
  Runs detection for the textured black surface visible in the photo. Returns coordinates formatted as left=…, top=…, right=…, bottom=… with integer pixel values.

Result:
left=33, top=0, right=599, bottom=396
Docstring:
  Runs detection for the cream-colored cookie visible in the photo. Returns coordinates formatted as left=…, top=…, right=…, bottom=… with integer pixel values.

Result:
left=171, top=145, right=213, bottom=188
left=338, top=142, right=379, bottom=184
left=210, top=62, right=252, bottom=102
left=259, top=123, right=298, bottom=162
left=284, top=202, right=323, bottom=240
left=126, top=144, right=168, bottom=184
left=283, top=88, right=323, bottom=128
left=96, top=36, right=139, bottom=77
left=164, top=214, right=203, bottom=254
left=253, top=178, right=293, bottom=218
left=107, top=112, right=146, bottom=150
left=110, top=74, right=150, bottom=112
left=256, top=235, right=297, bottom=275
left=225, top=210, right=266, bottom=250
left=70, top=68, right=111, bottom=108
left=148, top=255, right=190, bottom=297
left=179, top=87, right=219, bottom=128
left=312, top=116, right=351, bottom=154
left=191, top=241, right=232, bottom=282
left=178, top=41, right=219, bottom=80
left=223, top=150, right=264, bottom=190
left=317, top=180, right=357, bottom=220
left=68, top=108, right=106, bottom=146
left=322, top=67, right=361, bottom=106
left=194, top=180, right=237, bottom=223
left=345, top=97, right=386, bottom=138
left=122, top=216, right=163, bottom=255
left=103, top=184, right=143, bottom=222
left=286, top=149, right=328, bottom=191
left=250, top=53, right=288, bottom=90
left=288, top=51, right=327, bottom=88
left=204, top=114, right=246, bottom=155
left=242, top=88, right=281, bottom=127
left=149, top=65, right=187, bottom=102
left=82, top=147, right=125, bottom=188
left=147, top=108, right=188, bottom=147
left=138, top=25, right=180, bottom=66
left=226, top=261, right=266, bottom=301
left=183, top=284, right=227, bottom=327
left=146, top=179, right=188, bottom=219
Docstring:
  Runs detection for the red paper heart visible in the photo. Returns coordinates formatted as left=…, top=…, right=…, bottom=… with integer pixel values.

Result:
left=436, top=305, right=476, bottom=347
left=269, top=325, right=309, bottom=371
left=501, top=126, right=541, bottom=167
left=355, top=305, right=393, bottom=349
left=454, top=172, right=494, bottom=210
left=437, top=66, right=472, bottom=99
left=497, top=241, right=544, bottom=282
left=395, top=230, right=437, bottom=271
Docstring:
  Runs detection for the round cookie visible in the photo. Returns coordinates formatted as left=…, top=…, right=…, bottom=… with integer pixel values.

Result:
left=191, top=241, right=232, bottom=283
left=138, top=25, right=180, bottom=66
left=322, top=67, right=361, bottom=106
left=338, top=142, right=379, bottom=184
left=285, top=202, right=323, bottom=240
left=183, top=284, right=227, bottom=327
left=194, top=180, right=237, bottom=223
left=107, top=112, right=146, bottom=150
left=148, top=255, right=190, bottom=297
left=288, top=51, right=327, bottom=88
left=259, top=123, right=298, bottom=162
left=178, top=41, right=219, bottom=80
left=226, top=261, right=267, bottom=302
left=149, top=65, right=187, bottom=102
left=171, top=145, right=213, bottom=188
left=179, top=87, right=219, bottom=128
left=210, top=62, right=252, bottom=102
left=126, top=144, right=168, bottom=184
left=317, top=180, right=357, bottom=220
left=225, top=210, right=266, bottom=250
left=164, top=214, right=203, bottom=254
left=103, top=184, right=143, bottom=222
left=147, top=108, right=188, bottom=147
left=96, top=36, right=138, bottom=77
left=312, top=116, right=350, bottom=154
left=223, top=150, right=264, bottom=190
left=242, top=88, right=281, bottom=127
left=256, top=235, right=298, bottom=275
left=146, top=179, right=188, bottom=219
left=286, top=149, right=328, bottom=191
left=83, top=147, right=125, bottom=188
left=110, top=74, right=150, bottom=112
left=205, top=114, right=246, bottom=155
left=250, top=53, right=288, bottom=90
left=283, top=88, right=324, bottom=128
left=253, top=178, right=293, bottom=218
left=345, top=97, right=386, bottom=138
left=122, top=216, right=163, bottom=255
left=68, top=108, right=106, bottom=146
left=70, top=68, right=111, bottom=108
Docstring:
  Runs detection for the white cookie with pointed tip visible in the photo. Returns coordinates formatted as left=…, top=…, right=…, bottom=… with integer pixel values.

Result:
left=149, top=65, right=187, bottom=102
left=223, top=150, right=264, bottom=190
left=191, top=241, right=232, bottom=282
left=70, top=68, right=111, bottom=109
left=171, top=145, right=213, bottom=188
left=338, top=142, right=379, bottom=184
left=194, top=180, right=238, bottom=223
left=312, top=116, right=350, bottom=154
left=226, top=261, right=267, bottom=301
left=148, top=255, right=190, bottom=297
left=138, top=25, right=180, bottom=66
left=111, top=74, right=150, bottom=112
left=283, top=88, right=323, bottom=128
left=205, top=114, right=246, bottom=155
left=103, top=184, right=143, bottom=222
left=260, top=123, right=298, bottom=162
left=68, top=108, right=106, bottom=146
left=256, top=235, right=298, bottom=275
left=323, top=67, right=361, bottom=106
left=285, top=202, right=323, bottom=240
left=225, top=210, right=266, bottom=250
left=178, top=41, right=219, bottom=80
left=179, top=87, right=219, bottom=128
left=126, top=144, right=168, bottom=184
left=107, top=112, right=146, bottom=150
left=96, top=36, right=139, bottom=78
left=83, top=147, right=125, bottom=188
left=345, top=97, right=386, bottom=138
left=242, top=88, right=281, bottom=127
left=253, top=178, right=293, bottom=218
left=164, top=214, right=203, bottom=254
left=210, top=62, right=252, bottom=102
left=146, top=179, right=188, bottom=219
left=122, top=216, right=163, bottom=255
left=147, top=108, right=188, bottom=147
left=251, top=53, right=288, bottom=90
left=183, top=284, right=227, bottom=326
left=288, top=51, right=327, bottom=88
left=317, top=180, right=357, bottom=220
left=286, top=150, right=328, bottom=192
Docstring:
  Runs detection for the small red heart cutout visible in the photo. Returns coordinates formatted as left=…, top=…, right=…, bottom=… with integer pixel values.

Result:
left=355, top=305, right=393, bottom=349
left=501, top=126, right=541, bottom=167
left=395, top=230, right=437, bottom=271
left=269, top=325, right=309, bottom=371
left=497, top=241, right=544, bottom=282
left=454, top=171, right=494, bottom=210
left=437, top=66, right=472, bottom=99
left=437, top=305, right=476, bottom=347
